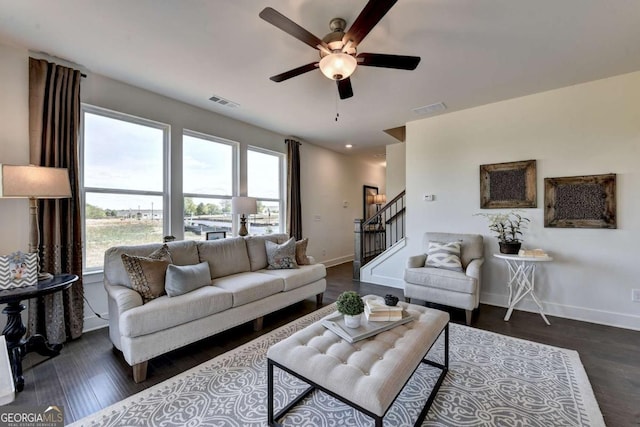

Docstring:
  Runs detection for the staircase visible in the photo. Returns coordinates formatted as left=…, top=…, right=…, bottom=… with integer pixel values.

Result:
left=353, top=190, right=405, bottom=279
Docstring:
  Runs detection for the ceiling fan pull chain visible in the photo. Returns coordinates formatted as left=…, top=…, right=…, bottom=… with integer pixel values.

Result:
left=335, top=90, right=340, bottom=122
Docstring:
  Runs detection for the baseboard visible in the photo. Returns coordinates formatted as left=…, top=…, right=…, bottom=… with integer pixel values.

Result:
left=322, top=255, right=354, bottom=268
left=481, top=292, right=640, bottom=331
left=83, top=314, right=108, bottom=333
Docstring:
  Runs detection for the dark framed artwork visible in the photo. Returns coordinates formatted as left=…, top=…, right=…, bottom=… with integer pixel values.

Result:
left=206, top=231, right=227, bottom=240
left=480, top=160, right=537, bottom=208
left=363, top=185, right=378, bottom=220
left=544, top=173, right=616, bottom=228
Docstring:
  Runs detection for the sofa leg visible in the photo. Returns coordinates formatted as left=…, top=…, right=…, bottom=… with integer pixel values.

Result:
left=253, top=316, right=264, bottom=331
left=404, top=297, right=411, bottom=304
left=465, top=309, right=473, bottom=325
left=316, top=293, right=324, bottom=306
left=132, top=361, right=148, bottom=383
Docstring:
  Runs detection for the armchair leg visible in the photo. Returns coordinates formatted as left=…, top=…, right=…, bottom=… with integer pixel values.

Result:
left=465, top=310, right=473, bottom=325
left=405, top=297, right=411, bottom=304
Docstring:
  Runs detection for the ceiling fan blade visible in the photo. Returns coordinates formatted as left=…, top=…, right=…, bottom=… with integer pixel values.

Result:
left=259, top=7, right=329, bottom=51
left=270, top=62, right=319, bottom=82
left=357, top=53, right=421, bottom=70
left=337, top=78, right=354, bottom=100
left=343, top=0, right=397, bottom=47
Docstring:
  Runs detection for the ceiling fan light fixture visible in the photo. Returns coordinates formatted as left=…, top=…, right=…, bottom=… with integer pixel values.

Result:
left=319, top=53, right=357, bottom=80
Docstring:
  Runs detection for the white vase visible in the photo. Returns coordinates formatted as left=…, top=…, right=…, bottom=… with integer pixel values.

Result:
left=343, top=313, right=362, bottom=328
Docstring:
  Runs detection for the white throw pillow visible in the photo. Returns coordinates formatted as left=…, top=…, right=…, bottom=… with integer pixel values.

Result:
left=266, top=237, right=298, bottom=270
left=165, top=261, right=211, bottom=297
left=425, top=241, right=463, bottom=271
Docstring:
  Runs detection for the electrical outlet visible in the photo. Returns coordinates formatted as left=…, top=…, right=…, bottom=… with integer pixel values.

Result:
left=632, top=289, right=640, bottom=302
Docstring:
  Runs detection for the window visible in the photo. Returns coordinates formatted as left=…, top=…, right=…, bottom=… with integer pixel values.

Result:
left=82, top=105, right=169, bottom=271
left=247, top=147, right=285, bottom=235
left=182, top=130, right=238, bottom=240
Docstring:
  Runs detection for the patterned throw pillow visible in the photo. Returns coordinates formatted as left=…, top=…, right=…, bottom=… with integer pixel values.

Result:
left=121, top=244, right=173, bottom=303
left=295, top=238, right=311, bottom=265
left=425, top=241, right=463, bottom=271
left=266, top=238, right=299, bottom=270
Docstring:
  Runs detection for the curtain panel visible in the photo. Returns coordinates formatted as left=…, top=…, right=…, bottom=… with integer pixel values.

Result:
left=28, top=58, right=84, bottom=342
left=285, top=139, right=302, bottom=240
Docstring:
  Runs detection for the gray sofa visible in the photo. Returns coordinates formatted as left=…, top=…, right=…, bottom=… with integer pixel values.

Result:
left=403, top=232, right=484, bottom=325
left=103, top=234, right=326, bottom=382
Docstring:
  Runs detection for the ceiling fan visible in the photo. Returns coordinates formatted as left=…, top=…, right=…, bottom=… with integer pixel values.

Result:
left=259, top=0, right=421, bottom=100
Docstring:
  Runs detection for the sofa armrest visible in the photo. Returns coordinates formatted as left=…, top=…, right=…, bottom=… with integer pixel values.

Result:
left=465, top=258, right=485, bottom=280
left=104, top=282, right=143, bottom=314
left=406, top=254, right=427, bottom=269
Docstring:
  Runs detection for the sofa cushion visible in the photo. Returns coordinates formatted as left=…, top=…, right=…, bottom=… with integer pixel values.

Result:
left=244, top=233, right=288, bottom=271
left=425, top=241, right=463, bottom=271
left=197, top=237, right=251, bottom=279
left=120, top=285, right=233, bottom=338
left=212, top=272, right=284, bottom=307
left=404, top=267, right=477, bottom=294
left=120, top=249, right=171, bottom=303
left=260, top=263, right=326, bottom=291
left=165, top=240, right=200, bottom=265
left=295, top=238, right=311, bottom=265
left=245, top=235, right=280, bottom=271
left=266, top=238, right=298, bottom=270
left=104, top=241, right=197, bottom=287
left=165, top=262, right=211, bottom=297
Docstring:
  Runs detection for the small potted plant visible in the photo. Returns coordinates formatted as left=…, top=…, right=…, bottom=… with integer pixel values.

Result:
left=475, top=210, right=530, bottom=254
left=336, top=291, right=365, bottom=328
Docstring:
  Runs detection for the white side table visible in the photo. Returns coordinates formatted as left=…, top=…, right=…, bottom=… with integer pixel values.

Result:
left=494, top=253, right=553, bottom=325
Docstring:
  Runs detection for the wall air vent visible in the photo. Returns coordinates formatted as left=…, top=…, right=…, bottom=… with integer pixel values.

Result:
left=209, top=95, right=240, bottom=108
left=412, top=102, right=446, bottom=116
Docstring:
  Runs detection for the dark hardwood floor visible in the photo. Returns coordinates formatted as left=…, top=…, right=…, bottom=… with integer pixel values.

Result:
left=12, top=262, right=640, bottom=426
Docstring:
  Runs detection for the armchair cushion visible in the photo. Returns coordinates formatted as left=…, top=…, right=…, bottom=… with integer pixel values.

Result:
left=404, top=267, right=477, bottom=294
left=425, top=241, right=463, bottom=271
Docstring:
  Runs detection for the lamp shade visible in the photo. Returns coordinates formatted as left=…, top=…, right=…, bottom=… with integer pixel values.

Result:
left=231, top=196, right=257, bottom=215
left=373, top=194, right=386, bottom=205
left=0, top=164, right=71, bottom=199
left=319, top=53, right=357, bottom=80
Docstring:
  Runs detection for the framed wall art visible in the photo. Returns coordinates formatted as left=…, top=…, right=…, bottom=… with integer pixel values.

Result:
left=480, top=160, right=536, bottom=208
left=544, top=173, right=616, bottom=228
left=363, top=185, right=378, bottom=220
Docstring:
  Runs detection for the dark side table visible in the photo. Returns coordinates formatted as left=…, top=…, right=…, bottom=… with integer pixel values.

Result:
left=0, top=274, right=78, bottom=392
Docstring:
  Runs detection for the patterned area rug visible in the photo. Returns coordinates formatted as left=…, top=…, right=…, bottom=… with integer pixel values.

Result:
left=71, top=305, right=605, bottom=427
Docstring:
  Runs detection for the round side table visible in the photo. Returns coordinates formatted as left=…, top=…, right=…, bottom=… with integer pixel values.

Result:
left=0, top=274, right=78, bottom=392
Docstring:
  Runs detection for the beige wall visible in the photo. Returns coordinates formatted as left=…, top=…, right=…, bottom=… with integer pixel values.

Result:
left=0, top=42, right=385, bottom=331
left=385, top=142, right=406, bottom=199
left=401, top=71, right=640, bottom=330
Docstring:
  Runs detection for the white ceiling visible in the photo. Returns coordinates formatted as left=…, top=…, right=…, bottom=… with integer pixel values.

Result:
left=1, top=0, right=639, bottom=158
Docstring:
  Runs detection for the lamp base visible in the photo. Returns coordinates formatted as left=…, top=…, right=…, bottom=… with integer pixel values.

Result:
left=238, top=214, right=249, bottom=237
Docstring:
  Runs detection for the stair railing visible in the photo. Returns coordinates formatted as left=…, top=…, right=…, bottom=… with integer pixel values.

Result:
left=354, top=190, right=405, bottom=279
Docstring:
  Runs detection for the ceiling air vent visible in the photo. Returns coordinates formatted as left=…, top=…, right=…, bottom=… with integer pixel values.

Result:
left=209, top=95, right=239, bottom=108
left=412, top=102, right=446, bottom=116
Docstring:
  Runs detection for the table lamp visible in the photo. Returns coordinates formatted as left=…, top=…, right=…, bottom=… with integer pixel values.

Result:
left=231, top=196, right=257, bottom=237
left=0, top=164, right=72, bottom=280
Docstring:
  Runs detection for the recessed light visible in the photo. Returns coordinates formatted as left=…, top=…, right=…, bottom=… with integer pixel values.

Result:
left=345, top=144, right=353, bottom=148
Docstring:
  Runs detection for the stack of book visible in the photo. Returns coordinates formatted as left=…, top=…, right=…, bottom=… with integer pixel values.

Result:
left=518, top=248, right=549, bottom=258
left=365, top=299, right=403, bottom=322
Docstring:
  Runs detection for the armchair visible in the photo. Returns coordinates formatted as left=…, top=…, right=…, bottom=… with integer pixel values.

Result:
left=403, top=232, right=484, bottom=325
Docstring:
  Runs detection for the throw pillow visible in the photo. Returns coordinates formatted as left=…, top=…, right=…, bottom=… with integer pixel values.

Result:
left=425, top=241, right=463, bottom=271
left=295, top=238, right=311, bottom=265
left=165, top=261, right=211, bottom=297
left=266, top=237, right=298, bottom=270
left=149, top=244, right=173, bottom=263
left=121, top=254, right=170, bottom=303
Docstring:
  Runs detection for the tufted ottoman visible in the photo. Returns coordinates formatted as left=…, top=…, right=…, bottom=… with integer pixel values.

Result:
left=267, top=295, right=449, bottom=426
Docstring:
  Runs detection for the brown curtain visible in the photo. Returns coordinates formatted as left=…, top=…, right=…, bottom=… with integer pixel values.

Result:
left=286, top=139, right=302, bottom=240
left=27, top=58, right=84, bottom=343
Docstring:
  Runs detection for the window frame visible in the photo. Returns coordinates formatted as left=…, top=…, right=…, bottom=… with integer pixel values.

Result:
left=182, top=129, right=240, bottom=238
left=80, top=104, right=170, bottom=273
left=247, top=145, right=286, bottom=235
